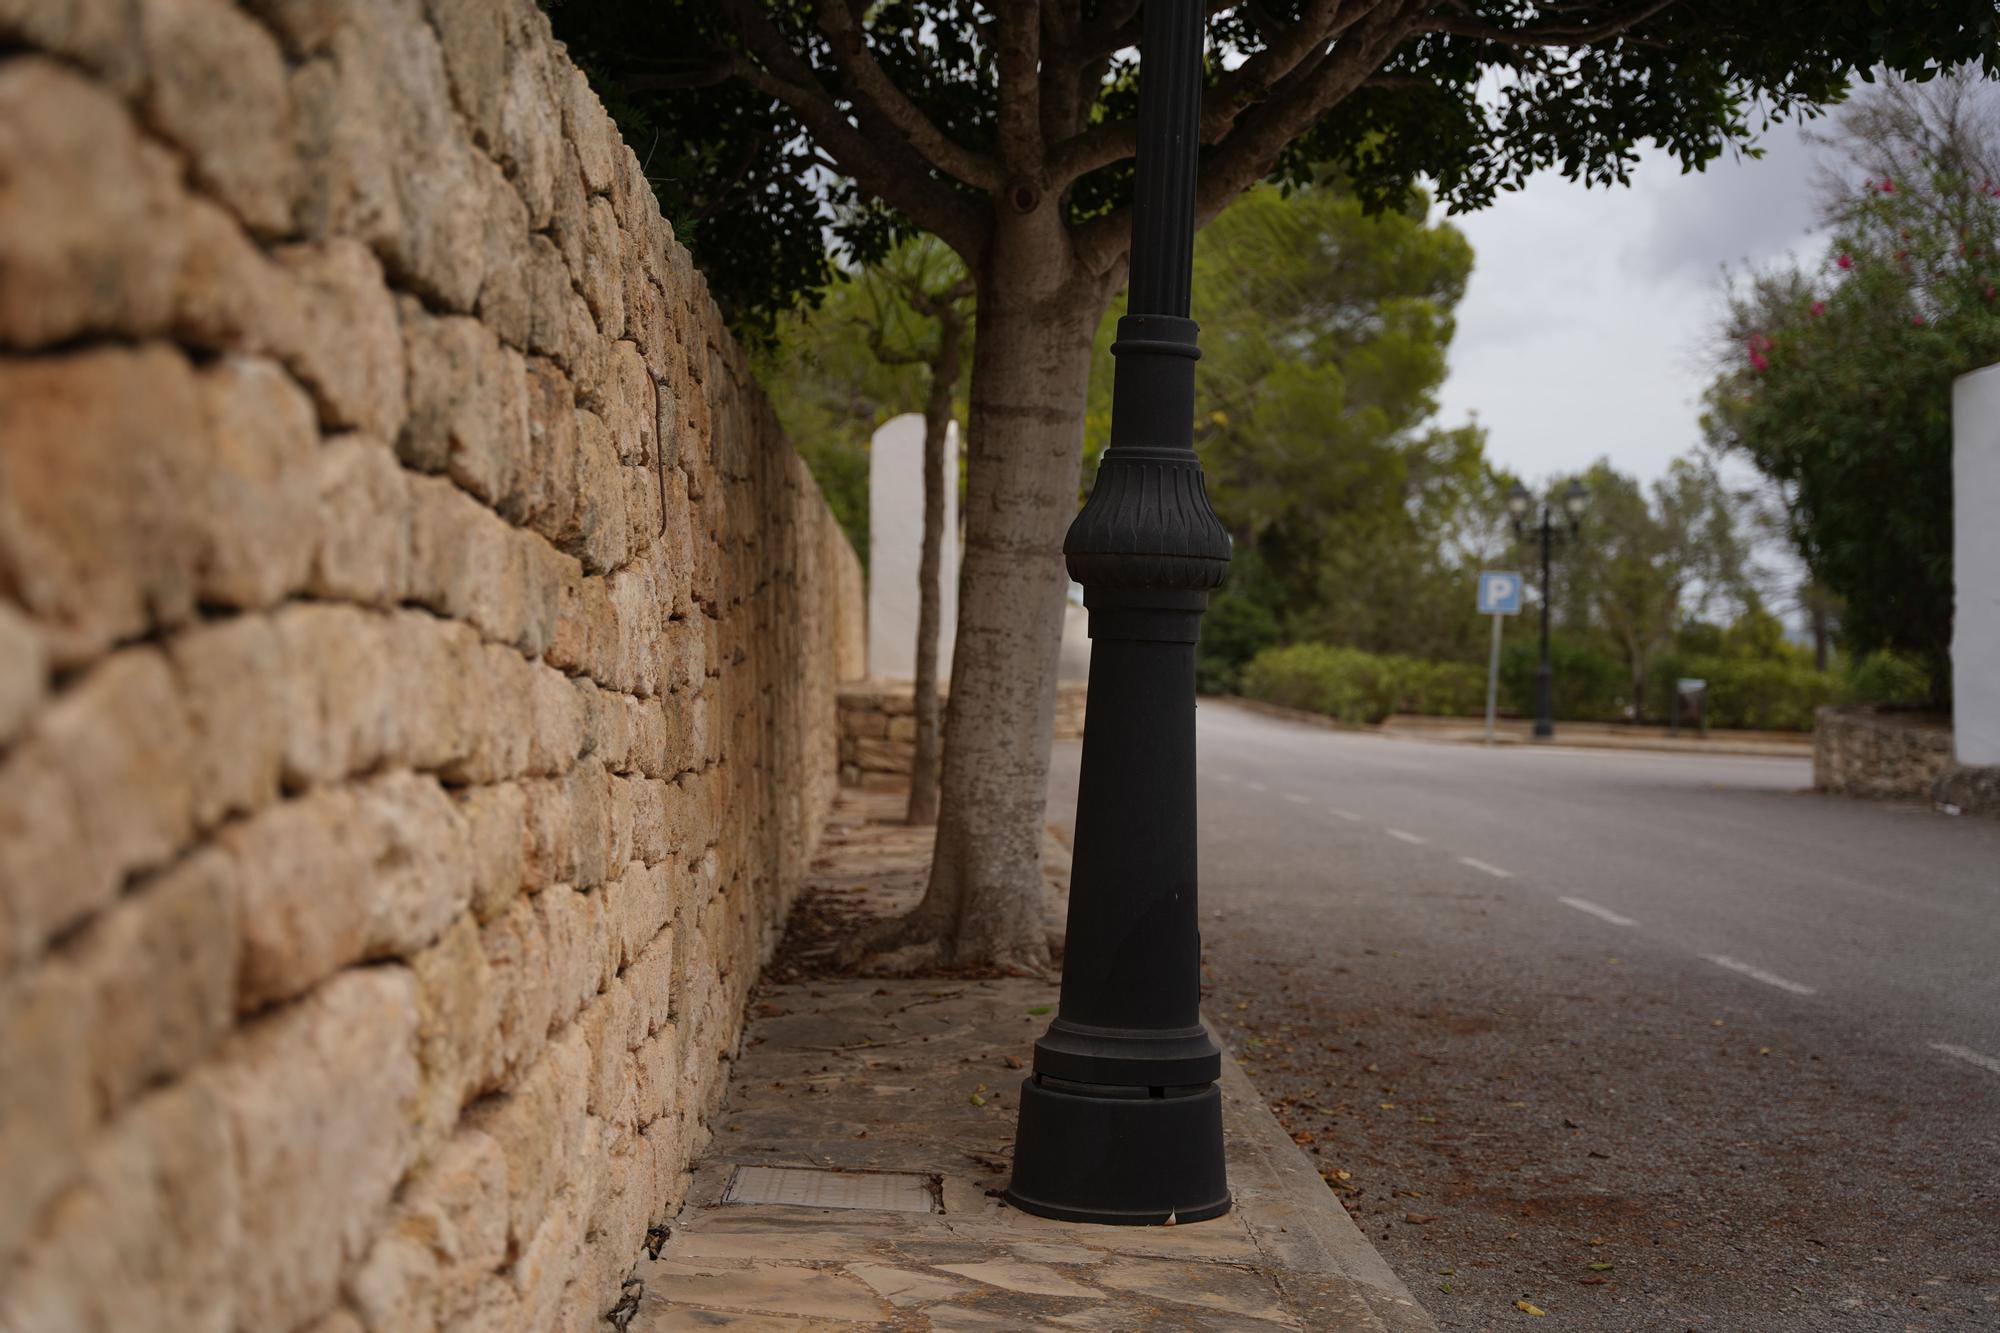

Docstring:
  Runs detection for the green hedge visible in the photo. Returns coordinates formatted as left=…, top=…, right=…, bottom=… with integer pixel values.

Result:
left=1245, top=640, right=1848, bottom=732
left=1240, top=644, right=1483, bottom=726
left=1649, top=654, right=1835, bottom=731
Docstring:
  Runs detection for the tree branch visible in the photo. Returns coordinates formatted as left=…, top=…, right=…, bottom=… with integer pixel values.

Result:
left=1072, top=0, right=1424, bottom=279
left=1421, top=0, right=1681, bottom=50
left=1047, top=0, right=1378, bottom=187
left=715, top=0, right=991, bottom=260
left=815, top=0, right=1007, bottom=191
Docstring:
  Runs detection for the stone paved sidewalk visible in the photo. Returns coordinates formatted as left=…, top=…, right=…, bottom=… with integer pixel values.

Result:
left=628, top=791, right=1433, bottom=1331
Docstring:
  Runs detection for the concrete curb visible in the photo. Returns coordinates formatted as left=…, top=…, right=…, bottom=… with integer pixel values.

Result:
left=1213, top=1024, right=1438, bottom=1331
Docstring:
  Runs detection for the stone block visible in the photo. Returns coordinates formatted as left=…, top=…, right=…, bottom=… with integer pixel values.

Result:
left=463, top=1024, right=590, bottom=1254
left=137, top=0, right=299, bottom=236
left=224, top=770, right=471, bottom=1009
left=410, top=914, right=498, bottom=1141
left=0, top=1077, right=239, bottom=1333
left=309, top=435, right=414, bottom=605
left=276, top=239, right=409, bottom=441
left=0, top=647, right=195, bottom=966
left=403, top=1126, right=510, bottom=1325
left=348, top=1226, right=440, bottom=1333
left=0, top=346, right=201, bottom=663
left=0, top=960, right=92, bottom=1269
left=0, top=60, right=186, bottom=349
left=399, top=297, right=532, bottom=507
left=208, top=967, right=421, bottom=1333
left=580, top=196, right=626, bottom=338
left=422, top=0, right=507, bottom=149
left=194, top=355, right=322, bottom=608
left=457, top=781, right=528, bottom=924
left=0, top=603, right=48, bottom=749
left=170, top=612, right=289, bottom=831
left=493, top=13, right=562, bottom=229
left=71, top=847, right=239, bottom=1117
left=407, top=473, right=532, bottom=649
left=854, top=737, right=912, bottom=775
left=478, top=895, right=556, bottom=1087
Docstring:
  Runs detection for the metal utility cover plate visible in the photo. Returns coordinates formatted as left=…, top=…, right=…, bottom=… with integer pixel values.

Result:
left=723, top=1166, right=938, bottom=1214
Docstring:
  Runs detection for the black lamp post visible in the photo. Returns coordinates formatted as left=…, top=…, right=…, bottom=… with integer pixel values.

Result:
left=1507, top=479, right=1590, bottom=739
left=1004, top=0, right=1232, bottom=1226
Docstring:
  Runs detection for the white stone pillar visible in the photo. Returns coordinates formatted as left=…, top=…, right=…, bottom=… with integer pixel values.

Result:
left=1953, top=363, right=2000, bottom=765
left=867, top=413, right=958, bottom=682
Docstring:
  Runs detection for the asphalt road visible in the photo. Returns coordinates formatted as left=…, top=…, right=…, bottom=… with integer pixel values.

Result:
left=1046, top=699, right=2000, bottom=1331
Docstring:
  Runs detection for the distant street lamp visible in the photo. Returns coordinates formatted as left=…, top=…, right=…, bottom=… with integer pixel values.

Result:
left=1507, top=479, right=1590, bottom=739
left=1005, top=0, right=1232, bottom=1225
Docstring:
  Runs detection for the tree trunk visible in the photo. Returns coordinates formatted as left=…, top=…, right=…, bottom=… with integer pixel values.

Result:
left=846, top=217, right=1107, bottom=972
left=905, top=308, right=963, bottom=825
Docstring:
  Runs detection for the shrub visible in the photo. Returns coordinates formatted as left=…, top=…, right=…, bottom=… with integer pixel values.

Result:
left=1240, top=644, right=1490, bottom=724
left=1841, top=649, right=1932, bottom=709
left=1649, top=653, right=1836, bottom=731
left=1498, top=636, right=1628, bottom=722
left=1240, top=643, right=1403, bottom=725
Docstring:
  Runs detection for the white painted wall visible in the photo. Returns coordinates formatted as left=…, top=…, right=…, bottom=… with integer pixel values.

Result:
left=1953, top=363, right=2000, bottom=765
left=867, top=413, right=958, bottom=682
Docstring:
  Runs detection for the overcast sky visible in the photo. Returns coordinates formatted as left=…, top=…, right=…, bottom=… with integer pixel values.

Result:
left=1431, top=118, right=1837, bottom=488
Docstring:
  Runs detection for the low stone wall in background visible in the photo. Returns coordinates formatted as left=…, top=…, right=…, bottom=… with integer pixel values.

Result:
left=1935, top=764, right=2000, bottom=820
left=0, top=3, right=863, bottom=1329
left=1812, top=706, right=1955, bottom=803
left=839, top=681, right=1088, bottom=788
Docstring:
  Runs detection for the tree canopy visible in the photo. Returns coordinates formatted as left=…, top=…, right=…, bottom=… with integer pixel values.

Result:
left=1705, top=71, right=2000, bottom=707
left=547, top=0, right=2000, bottom=339
left=1072, top=178, right=1495, bottom=685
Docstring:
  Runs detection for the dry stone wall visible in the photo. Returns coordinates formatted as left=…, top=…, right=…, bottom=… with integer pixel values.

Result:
left=838, top=682, right=1087, bottom=789
left=1812, top=707, right=1954, bottom=803
left=0, top=2, right=864, bottom=1329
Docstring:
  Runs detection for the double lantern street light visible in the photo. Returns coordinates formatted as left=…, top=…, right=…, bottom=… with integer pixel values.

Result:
left=1506, top=479, right=1590, bottom=740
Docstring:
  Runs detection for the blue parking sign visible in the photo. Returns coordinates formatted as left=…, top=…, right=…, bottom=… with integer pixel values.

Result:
left=1477, top=571, right=1523, bottom=615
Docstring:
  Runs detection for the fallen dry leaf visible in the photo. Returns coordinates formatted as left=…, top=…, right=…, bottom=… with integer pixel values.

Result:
left=1516, top=1299, right=1548, bottom=1316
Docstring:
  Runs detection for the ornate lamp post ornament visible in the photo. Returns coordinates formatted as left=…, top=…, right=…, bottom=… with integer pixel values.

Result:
left=1005, top=0, right=1232, bottom=1226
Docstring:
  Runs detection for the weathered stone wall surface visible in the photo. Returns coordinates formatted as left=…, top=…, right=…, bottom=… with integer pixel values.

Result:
left=1812, top=707, right=1955, bottom=803
left=0, top=2, right=863, bottom=1329
left=838, top=681, right=1086, bottom=789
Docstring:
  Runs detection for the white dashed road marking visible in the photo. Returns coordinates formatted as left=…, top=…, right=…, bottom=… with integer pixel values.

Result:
left=1702, top=954, right=1816, bottom=996
left=1386, top=828, right=1427, bottom=845
left=1283, top=792, right=1310, bottom=806
left=1245, top=781, right=1269, bottom=793
left=1931, top=1043, right=2000, bottom=1077
left=1558, top=896, right=1636, bottom=926
left=1329, top=808, right=1362, bottom=822
left=1215, top=772, right=1240, bottom=785
left=1459, top=857, right=1514, bottom=880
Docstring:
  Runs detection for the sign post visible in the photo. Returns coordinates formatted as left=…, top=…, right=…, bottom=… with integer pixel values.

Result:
left=1477, top=572, right=1524, bottom=743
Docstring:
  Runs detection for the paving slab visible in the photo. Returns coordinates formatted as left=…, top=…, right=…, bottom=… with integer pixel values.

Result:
left=630, top=791, right=1434, bottom=1332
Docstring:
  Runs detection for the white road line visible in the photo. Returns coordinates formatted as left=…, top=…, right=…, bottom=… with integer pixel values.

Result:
left=1214, top=772, right=1240, bottom=784
left=1386, top=828, right=1427, bottom=845
left=1702, top=954, right=1816, bottom=996
left=1283, top=792, right=1310, bottom=806
left=1459, top=856, right=1515, bottom=881
left=1930, top=1042, right=2000, bottom=1077
left=1245, top=780, right=1269, bottom=793
left=1558, top=895, right=1636, bottom=926
left=1328, top=808, right=1362, bottom=822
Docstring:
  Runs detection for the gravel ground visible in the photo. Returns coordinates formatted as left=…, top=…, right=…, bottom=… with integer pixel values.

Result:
left=1200, top=912, right=2000, bottom=1331
left=1043, top=707, right=2000, bottom=1331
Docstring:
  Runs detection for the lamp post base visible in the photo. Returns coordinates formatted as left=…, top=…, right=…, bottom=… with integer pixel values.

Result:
left=1004, top=1075, right=1230, bottom=1225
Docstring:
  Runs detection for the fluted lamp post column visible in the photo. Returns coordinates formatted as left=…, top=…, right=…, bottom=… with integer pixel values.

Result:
left=1004, top=0, right=1232, bottom=1226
